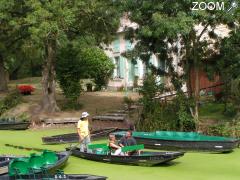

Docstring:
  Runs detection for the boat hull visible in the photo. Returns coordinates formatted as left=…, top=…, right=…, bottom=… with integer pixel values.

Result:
left=0, top=174, right=107, bottom=180
left=42, top=128, right=120, bottom=145
left=0, top=122, right=30, bottom=130
left=68, top=147, right=184, bottom=166
left=114, top=134, right=238, bottom=152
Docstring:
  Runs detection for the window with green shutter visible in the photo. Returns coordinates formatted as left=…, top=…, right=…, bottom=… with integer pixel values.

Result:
left=113, top=38, right=120, bottom=53
left=125, top=40, right=132, bottom=51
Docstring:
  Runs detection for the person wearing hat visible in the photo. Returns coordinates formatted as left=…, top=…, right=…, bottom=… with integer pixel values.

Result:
left=77, top=112, right=91, bottom=152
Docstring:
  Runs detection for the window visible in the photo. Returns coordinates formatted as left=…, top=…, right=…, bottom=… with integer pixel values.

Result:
left=115, top=56, right=121, bottom=78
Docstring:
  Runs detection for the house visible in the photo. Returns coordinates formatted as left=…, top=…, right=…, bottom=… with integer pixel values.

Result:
left=105, top=15, right=165, bottom=90
left=105, top=15, right=230, bottom=93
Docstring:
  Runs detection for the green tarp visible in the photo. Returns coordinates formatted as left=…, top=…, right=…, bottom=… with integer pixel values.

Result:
left=114, top=131, right=237, bottom=142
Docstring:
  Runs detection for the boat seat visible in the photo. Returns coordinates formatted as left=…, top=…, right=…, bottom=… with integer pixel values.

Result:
left=88, top=143, right=109, bottom=155
left=88, top=143, right=108, bottom=150
left=121, top=144, right=144, bottom=153
left=42, top=150, right=58, bottom=165
left=29, top=153, right=45, bottom=170
left=8, top=157, right=30, bottom=176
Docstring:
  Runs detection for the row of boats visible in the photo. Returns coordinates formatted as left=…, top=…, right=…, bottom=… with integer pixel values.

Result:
left=1, top=129, right=239, bottom=179
left=43, top=128, right=239, bottom=152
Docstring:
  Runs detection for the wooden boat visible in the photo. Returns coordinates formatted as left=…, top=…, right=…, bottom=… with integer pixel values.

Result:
left=0, top=151, right=70, bottom=179
left=112, top=131, right=239, bottom=152
left=42, top=128, right=120, bottom=145
left=0, top=118, right=30, bottom=130
left=67, top=144, right=184, bottom=166
left=0, top=154, right=107, bottom=180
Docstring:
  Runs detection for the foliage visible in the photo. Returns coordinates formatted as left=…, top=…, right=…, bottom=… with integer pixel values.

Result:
left=122, top=0, right=240, bottom=124
left=224, top=103, right=237, bottom=118
left=217, top=30, right=240, bottom=114
left=207, top=121, right=240, bottom=138
left=137, top=74, right=195, bottom=131
left=17, top=85, right=35, bottom=95
left=123, top=96, right=134, bottom=110
left=56, top=44, right=82, bottom=110
left=79, top=47, right=114, bottom=90
left=0, top=90, right=22, bottom=116
left=0, top=0, right=31, bottom=91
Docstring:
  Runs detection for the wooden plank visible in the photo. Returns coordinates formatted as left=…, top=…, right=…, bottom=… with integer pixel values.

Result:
left=92, top=116, right=125, bottom=121
left=104, top=113, right=127, bottom=117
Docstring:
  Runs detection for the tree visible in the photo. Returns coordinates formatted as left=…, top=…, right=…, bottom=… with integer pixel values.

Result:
left=79, top=47, right=114, bottom=90
left=25, top=0, right=121, bottom=112
left=218, top=28, right=240, bottom=111
left=122, top=0, right=239, bottom=128
left=0, top=0, right=30, bottom=92
left=56, top=43, right=83, bottom=109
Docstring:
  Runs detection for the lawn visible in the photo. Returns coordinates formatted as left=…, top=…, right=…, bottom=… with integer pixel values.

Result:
left=0, top=129, right=240, bottom=180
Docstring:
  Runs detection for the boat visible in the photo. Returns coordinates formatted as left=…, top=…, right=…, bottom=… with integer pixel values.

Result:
left=0, top=150, right=70, bottom=179
left=0, top=154, right=107, bottom=180
left=0, top=118, right=30, bottom=130
left=42, top=128, right=120, bottom=145
left=112, top=131, right=239, bottom=152
left=0, top=156, right=16, bottom=175
left=67, top=144, right=184, bottom=166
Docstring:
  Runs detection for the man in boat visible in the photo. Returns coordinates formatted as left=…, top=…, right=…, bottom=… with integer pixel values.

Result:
left=77, top=112, right=91, bottom=152
left=119, top=130, right=138, bottom=155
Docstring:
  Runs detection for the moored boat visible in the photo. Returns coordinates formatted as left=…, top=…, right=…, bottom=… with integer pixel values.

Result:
left=112, top=131, right=239, bottom=152
left=42, top=128, right=120, bottom=145
left=0, top=118, right=30, bottom=130
left=0, top=153, right=107, bottom=180
left=0, top=150, right=70, bottom=179
left=67, top=144, right=184, bottom=166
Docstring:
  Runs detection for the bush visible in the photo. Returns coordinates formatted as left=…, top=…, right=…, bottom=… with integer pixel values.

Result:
left=123, top=96, right=134, bottom=110
left=137, top=74, right=195, bottom=132
left=224, top=103, right=237, bottom=118
left=56, top=44, right=83, bottom=109
left=0, top=90, right=22, bottom=116
left=17, top=85, right=34, bottom=95
left=79, top=47, right=114, bottom=90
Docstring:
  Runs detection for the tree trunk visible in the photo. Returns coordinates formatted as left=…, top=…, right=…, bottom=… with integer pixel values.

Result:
left=40, top=39, right=59, bottom=113
left=193, top=58, right=200, bottom=130
left=0, top=55, right=8, bottom=92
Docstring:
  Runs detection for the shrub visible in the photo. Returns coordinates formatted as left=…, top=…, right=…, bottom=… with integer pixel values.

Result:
left=224, top=103, right=237, bottom=118
left=56, top=44, right=82, bottom=110
left=17, top=85, right=34, bottom=95
left=123, top=96, right=134, bottom=110
left=79, top=47, right=114, bottom=90
left=0, top=90, right=22, bottom=116
left=137, top=74, right=195, bottom=132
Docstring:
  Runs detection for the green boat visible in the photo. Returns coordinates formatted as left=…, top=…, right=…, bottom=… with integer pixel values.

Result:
left=0, top=150, right=70, bottom=179
left=112, top=131, right=239, bottom=152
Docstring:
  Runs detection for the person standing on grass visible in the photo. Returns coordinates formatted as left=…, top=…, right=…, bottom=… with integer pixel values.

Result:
left=77, top=112, right=91, bottom=152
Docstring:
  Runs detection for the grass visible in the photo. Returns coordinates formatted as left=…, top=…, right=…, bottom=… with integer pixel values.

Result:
left=199, top=102, right=232, bottom=122
left=0, top=129, right=240, bottom=180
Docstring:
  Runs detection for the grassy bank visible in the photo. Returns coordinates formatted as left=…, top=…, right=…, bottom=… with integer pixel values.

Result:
left=0, top=129, right=240, bottom=180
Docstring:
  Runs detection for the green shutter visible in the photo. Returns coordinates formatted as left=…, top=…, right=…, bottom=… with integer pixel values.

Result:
left=113, top=38, right=120, bottom=52
left=125, top=40, right=132, bottom=51
left=120, top=56, right=125, bottom=78
left=128, top=60, right=135, bottom=82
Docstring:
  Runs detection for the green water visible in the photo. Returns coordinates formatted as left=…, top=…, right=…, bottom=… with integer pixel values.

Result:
left=0, top=129, right=240, bottom=180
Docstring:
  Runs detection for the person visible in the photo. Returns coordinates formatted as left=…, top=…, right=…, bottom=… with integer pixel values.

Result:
left=119, top=130, right=138, bottom=155
left=108, top=134, right=123, bottom=155
left=77, top=112, right=91, bottom=152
